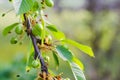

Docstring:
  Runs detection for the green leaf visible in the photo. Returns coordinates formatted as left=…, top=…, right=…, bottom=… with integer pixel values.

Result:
left=26, top=51, right=34, bottom=72
left=26, top=41, right=34, bottom=68
left=46, top=25, right=65, bottom=40
left=32, top=23, right=43, bottom=36
left=69, top=62, right=86, bottom=80
left=73, top=57, right=84, bottom=70
left=55, top=45, right=85, bottom=79
left=52, top=31, right=65, bottom=40
left=46, top=25, right=58, bottom=32
left=52, top=51, right=59, bottom=69
left=13, top=0, right=34, bottom=15
left=48, top=69, right=56, bottom=76
left=56, top=45, right=84, bottom=70
left=63, top=39, right=95, bottom=57
left=27, top=51, right=34, bottom=67
left=56, top=45, right=73, bottom=61
left=2, top=23, right=19, bottom=36
left=32, top=1, right=40, bottom=12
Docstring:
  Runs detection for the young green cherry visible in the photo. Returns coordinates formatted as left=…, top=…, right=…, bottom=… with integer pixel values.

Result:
left=15, top=26, right=23, bottom=35
left=10, top=37, right=18, bottom=44
left=45, top=0, right=54, bottom=7
left=32, top=60, right=40, bottom=68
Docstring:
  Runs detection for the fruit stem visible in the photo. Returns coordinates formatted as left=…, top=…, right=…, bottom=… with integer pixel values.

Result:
left=23, top=13, right=48, bottom=74
left=40, top=10, right=45, bottom=46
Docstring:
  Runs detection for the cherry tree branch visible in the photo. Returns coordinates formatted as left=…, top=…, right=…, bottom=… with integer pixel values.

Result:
left=23, top=14, right=48, bottom=74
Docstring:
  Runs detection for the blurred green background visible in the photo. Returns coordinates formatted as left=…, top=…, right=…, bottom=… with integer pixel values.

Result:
left=0, top=0, right=120, bottom=80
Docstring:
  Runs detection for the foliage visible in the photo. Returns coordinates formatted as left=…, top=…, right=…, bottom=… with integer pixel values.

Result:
left=2, top=0, right=94, bottom=80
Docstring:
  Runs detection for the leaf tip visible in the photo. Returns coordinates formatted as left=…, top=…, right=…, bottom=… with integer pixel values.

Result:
left=89, top=48, right=95, bottom=58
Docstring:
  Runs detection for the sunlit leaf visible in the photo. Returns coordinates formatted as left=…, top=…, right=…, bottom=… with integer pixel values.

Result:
left=63, top=39, right=95, bottom=57
left=55, top=45, right=85, bottom=79
left=2, top=23, right=19, bottom=36
left=48, top=69, right=56, bottom=76
left=46, top=25, right=65, bottom=40
left=46, top=25, right=58, bottom=32
left=32, top=1, right=40, bottom=12
left=13, top=0, right=34, bottom=15
left=56, top=45, right=73, bottom=61
left=52, top=31, right=65, bottom=40
left=52, top=51, right=59, bottom=69
left=69, top=62, right=86, bottom=80
left=73, top=57, right=84, bottom=70
left=56, top=45, right=84, bottom=70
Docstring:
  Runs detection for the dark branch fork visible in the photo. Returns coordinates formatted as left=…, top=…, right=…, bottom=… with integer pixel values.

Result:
left=23, top=14, right=48, bottom=74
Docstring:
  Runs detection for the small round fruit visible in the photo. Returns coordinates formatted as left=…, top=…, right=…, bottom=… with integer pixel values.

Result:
left=15, top=26, right=23, bottom=35
left=45, top=0, right=54, bottom=7
left=32, top=60, right=40, bottom=68
left=26, top=66, right=30, bottom=72
left=10, top=37, right=18, bottom=44
left=44, top=56, right=50, bottom=62
left=32, top=23, right=43, bottom=36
